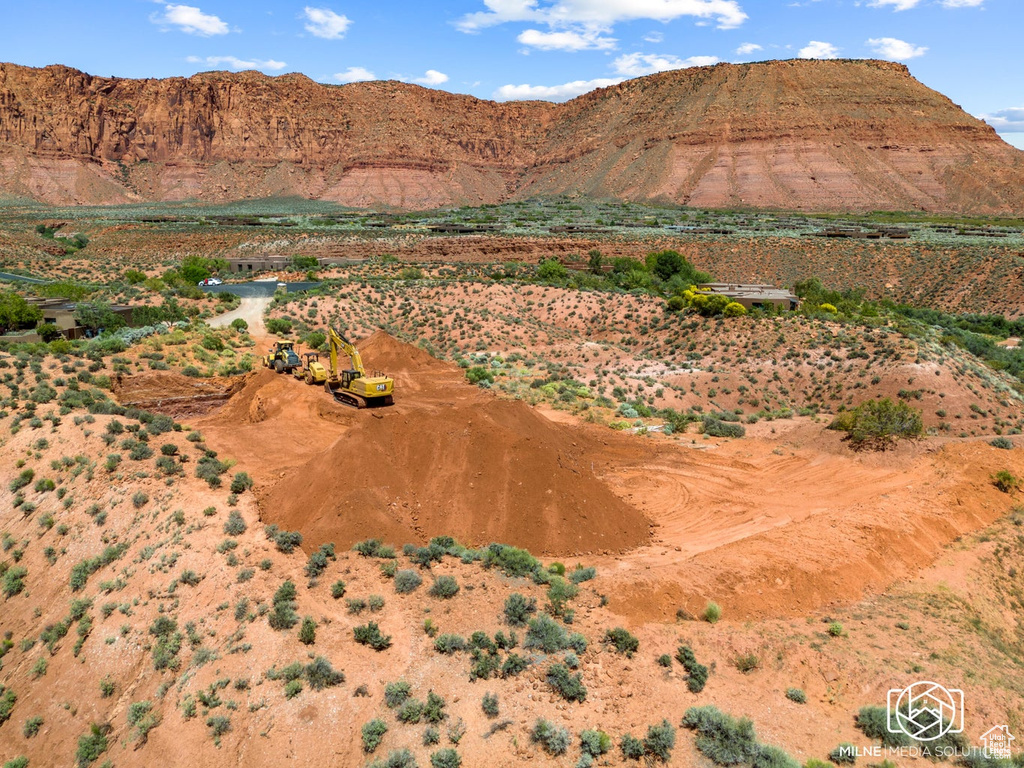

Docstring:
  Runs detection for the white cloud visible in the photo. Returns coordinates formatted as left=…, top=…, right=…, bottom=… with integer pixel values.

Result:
left=644, top=31, right=664, bottom=43
left=867, top=0, right=921, bottom=10
left=980, top=107, right=1024, bottom=132
left=798, top=40, right=839, bottom=58
left=867, top=37, right=927, bottom=60
left=414, top=69, right=450, bottom=86
left=334, top=66, right=376, bottom=83
left=152, top=3, right=229, bottom=36
left=735, top=42, right=762, bottom=55
left=187, top=55, right=287, bottom=71
left=517, top=28, right=616, bottom=50
left=494, top=77, right=623, bottom=101
left=457, top=0, right=748, bottom=33
left=939, top=0, right=984, bottom=6
left=613, top=52, right=718, bottom=77
left=303, top=6, right=352, bottom=39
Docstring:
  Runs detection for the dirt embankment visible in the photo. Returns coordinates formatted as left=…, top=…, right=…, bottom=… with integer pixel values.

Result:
left=115, top=331, right=1024, bottom=620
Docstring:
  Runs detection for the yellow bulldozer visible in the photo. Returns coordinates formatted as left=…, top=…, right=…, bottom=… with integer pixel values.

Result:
left=323, top=328, right=394, bottom=408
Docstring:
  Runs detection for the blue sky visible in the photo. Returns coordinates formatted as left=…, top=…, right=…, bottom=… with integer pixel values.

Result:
left=2, top=0, right=1022, bottom=147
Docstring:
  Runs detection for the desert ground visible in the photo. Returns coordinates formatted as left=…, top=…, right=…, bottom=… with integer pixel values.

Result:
left=0, top=200, right=1022, bottom=768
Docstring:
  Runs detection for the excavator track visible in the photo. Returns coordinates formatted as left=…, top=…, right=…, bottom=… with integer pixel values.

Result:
left=326, top=383, right=393, bottom=409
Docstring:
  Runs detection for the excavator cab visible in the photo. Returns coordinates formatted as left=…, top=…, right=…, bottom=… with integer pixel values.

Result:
left=324, top=328, right=395, bottom=408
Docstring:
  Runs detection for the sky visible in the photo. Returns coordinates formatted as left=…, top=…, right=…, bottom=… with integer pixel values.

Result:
left=1, top=0, right=1022, bottom=148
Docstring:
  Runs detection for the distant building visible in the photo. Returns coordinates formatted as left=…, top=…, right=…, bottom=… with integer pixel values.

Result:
left=25, top=298, right=134, bottom=340
left=698, top=283, right=800, bottom=311
left=225, top=255, right=364, bottom=274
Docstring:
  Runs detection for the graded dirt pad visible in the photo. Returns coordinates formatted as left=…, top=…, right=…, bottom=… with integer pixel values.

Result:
left=202, top=332, right=652, bottom=555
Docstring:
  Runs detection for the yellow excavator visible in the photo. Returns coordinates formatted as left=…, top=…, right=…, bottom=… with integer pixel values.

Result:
left=324, top=328, right=394, bottom=408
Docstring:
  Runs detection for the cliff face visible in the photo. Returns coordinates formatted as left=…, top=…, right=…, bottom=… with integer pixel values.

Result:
left=0, top=59, right=1021, bottom=213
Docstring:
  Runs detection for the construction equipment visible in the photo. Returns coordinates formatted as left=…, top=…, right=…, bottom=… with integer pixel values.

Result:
left=293, top=352, right=328, bottom=385
left=324, top=328, right=394, bottom=408
left=263, top=341, right=301, bottom=374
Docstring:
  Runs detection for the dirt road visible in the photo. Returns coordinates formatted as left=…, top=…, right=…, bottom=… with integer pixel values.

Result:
left=208, top=295, right=271, bottom=337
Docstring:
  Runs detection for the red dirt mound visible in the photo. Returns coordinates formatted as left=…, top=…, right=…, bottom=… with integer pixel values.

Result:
left=212, top=332, right=650, bottom=555
left=112, top=370, right=246, bottom=416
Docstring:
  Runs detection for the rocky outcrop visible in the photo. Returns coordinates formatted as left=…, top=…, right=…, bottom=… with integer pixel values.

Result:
left=0, top=59, right=1021, bottom=212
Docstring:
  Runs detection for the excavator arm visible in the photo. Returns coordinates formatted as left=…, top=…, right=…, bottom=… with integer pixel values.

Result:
left=322, top=328, right=394, bottom=408
left=326, top=327, right=366, bottom=378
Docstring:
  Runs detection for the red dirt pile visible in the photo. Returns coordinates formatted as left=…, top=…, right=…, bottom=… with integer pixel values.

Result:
left=214, top=332, right=651, bottom=555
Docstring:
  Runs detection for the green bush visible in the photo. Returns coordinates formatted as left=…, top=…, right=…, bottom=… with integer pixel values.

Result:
left=993, top=469, right=1020, bottom=493
left=2, top=566, right=27, bottom=598
left=0, top=686, right=16, bottom=726
left=3, top=757, right=28, bottom=768
left=230, top=472, right=254, bottom=494
left=785, top=688, right=806, bottom=704
left=299, top=617, right=316, bottom=645
left=206, top=715, right=231, bottom=738
left=367, top=749, right=417, bottom=768
left=304, top=542, right=335, bottom=578
left=362, top=719, right=388, bottom=753
left=354, top=622, right=392, bottom=651
left=304, top=656, right=344, bottom=690
left=482, top=543, right=540, bottom=577
left=829, top=744, right=857, bottom=765
left=385, top=681, right=412, bottom=708
left=430, top=748, right=461, bottom=768
left=676, top=645, right=709, bottom=693
left=990, top=436, right=1014, bottom=450
left=621, top=733, right=645, bottom=760
left=580, top=729, right=612, bottom=757
left=530, top=718, right=570, bottom=755
left=828, top=398, right=923, bottom=450
left=703, top=415, right=746, bottom=438
left=330, top=580, right=346, bottom=599
left=855, top=706, right=911, bottom=748
left=465, top=366, right=494, bottom=386
left=568, top=565, right=597, bottom=584
left=682, top=706, right=760, bottom=766
left=546, top=663, right=586, bottom=702
left=353, top=539, right=397, bottom=559
left=503, top=593, right=537, bottom=626
left=537, top=259, right=568, bottom=281
left=397, top=699, right=424, bottom=724
left=423, top=691, right=446, bottom=723
left=268, top=581, right=298, bottom=630
left=75, top=722, right=111, bottom=767
left=481, top=692, right=499, bottom=717
left=433, top=633, right=466, bottom=654
left=644, top=720, right=677, bottom=762
left=394, top=570, right=423, bottom=594
left=23, top=715, right=43, bottom=737
left=605, top=627, right=639, bottom=657
left=429, top=575, right=459, bottom=599
left=223, top=511, right=247, bottom=536
left=702, top=602, right=722, bottom=623
left=524, top=614, right=568, bottom=653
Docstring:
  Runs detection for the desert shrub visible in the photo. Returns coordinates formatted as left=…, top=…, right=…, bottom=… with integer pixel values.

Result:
left=754, top=745, right=800, bottom=768
left=229, top=472, right=253, bottom=494
left=580, top=729, right=612, bottom=757
left=703, top=415, right=746, bottom=438
left=735, top=653, right=760, bottom=673
left=828, top=398, right=923, bottom=449
left=3, top=758, right=28, bottom=768
left=385, top=681, right=412, bottom=708
left=0, top=686, right=16, bottom=726
left=621, top=733, right=645, bottom=760
left=829, top=744, right=857, bottom=765
left=605, top=627, right=639, bottom=657
left=367, top=749, right=417, bottom=768
left=682, top=706, right=760, bottom=766
left=354, top=622, right=392, bottom=651
left=465, top=366, right=494, bottom=386
left=546, top=663, right=586, bottom=702
left=430, top=749, right=460, bottom=768
left=525, top=614, right=568, bottom=653
left=676, top=645, right=709, bottom=693
left=423, top=691, right=446, bottom=723
left=304, top=542, right=336, bottom=578
left=644, top=720, right=677, bottom=762
left=397, top=699, right=424, bottom=724
left=206, top=715, right=231, bottom=738
left=568, top=565, right=596, bottom=584
left=429, top=575, right=459, bottom=599
left=330, top=580, right=346, bottom=599
left=284, top=679, right=303, bottom=699
left=433, top=632, right=466, bottom=654
left=298, top=617, right=316, bottom=645
left=268, top=581, right=298, bottom=630
left=481, top=692, right=499, bottom=717
left=537, top=259, right=568, bottom=281
left=482, top=543, right=540, bottom=577
left=546, top=576, right=578, bottom=615
left=195, top=454, right=228, bottom=486
left=2, top=566, right=27, bottom=598
left=785, top=688, right=806, bottom=704
left=394, top=569, right=423, bottom=594
left=75, top=722, right=111, bottom=766
left=305, top=656, right=344, bottom=690
left=503, top=593, right=537, bottom=626
left=223, top=511, right=247, bottom=536
left=353, top=539, right=396, bottom=559
left=23, top=715, right=43, bottom=737
left=993, top=470, right=1020, bottom=493
left=702, top=602, right=722, bottom=623
left=990, top=437, right=1014, bottom=450
left=855, top=706, right=911, bottom=748
left=501, top=653, right=528, bottom=678
left=265, top=525, right=303, bottom=554
left=531, top=718, right=571, bottom=755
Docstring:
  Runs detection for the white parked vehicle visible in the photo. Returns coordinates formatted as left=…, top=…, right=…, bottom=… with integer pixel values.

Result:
left=198, top=277, right=224, bottom=286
